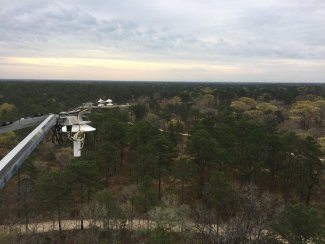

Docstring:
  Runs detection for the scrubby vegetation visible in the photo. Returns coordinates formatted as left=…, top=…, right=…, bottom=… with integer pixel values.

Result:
left=0, top=81, right=325, bottom=243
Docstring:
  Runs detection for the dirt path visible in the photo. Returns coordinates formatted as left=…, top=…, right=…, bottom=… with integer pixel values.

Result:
left=0, top=218, right=223, bottom=236
left=0, top=218, right=178, bottom=235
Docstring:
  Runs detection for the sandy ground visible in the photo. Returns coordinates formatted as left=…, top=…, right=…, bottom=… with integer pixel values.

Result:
left=0, top=218, right=186, bottom=235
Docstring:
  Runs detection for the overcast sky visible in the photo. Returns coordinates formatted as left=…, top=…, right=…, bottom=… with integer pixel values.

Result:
left=0, top=0, right=324, bottom=82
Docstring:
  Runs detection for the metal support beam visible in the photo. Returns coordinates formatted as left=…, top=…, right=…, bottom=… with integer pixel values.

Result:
left=0, top=115, right=56, bottom=189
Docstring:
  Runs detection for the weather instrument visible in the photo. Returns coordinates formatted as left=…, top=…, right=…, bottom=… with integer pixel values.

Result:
left=59, top=112, right=96, bottom=157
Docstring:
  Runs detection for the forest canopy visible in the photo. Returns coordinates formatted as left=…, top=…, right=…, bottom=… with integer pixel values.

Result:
left=0, top=81, right=324, bottom=243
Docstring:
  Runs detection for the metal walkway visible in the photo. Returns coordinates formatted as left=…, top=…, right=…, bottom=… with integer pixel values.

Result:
left=0, top=115, right=56, bottom=189
left=0, top=115, right=47, bottom=134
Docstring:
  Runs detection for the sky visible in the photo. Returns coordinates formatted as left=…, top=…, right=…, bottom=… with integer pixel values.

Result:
left=0, top=0, right=324, bottom=82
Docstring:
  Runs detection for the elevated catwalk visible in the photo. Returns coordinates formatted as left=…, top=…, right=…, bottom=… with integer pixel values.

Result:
left=0, top=103, right=131, bottom=190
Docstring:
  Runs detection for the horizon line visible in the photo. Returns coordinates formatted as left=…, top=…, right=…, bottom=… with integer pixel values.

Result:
left=0, top=78, right=324, bottom=84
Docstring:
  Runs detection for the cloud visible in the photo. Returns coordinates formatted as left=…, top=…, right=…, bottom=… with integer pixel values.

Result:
left=0, top=0, right=324, bottom=81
